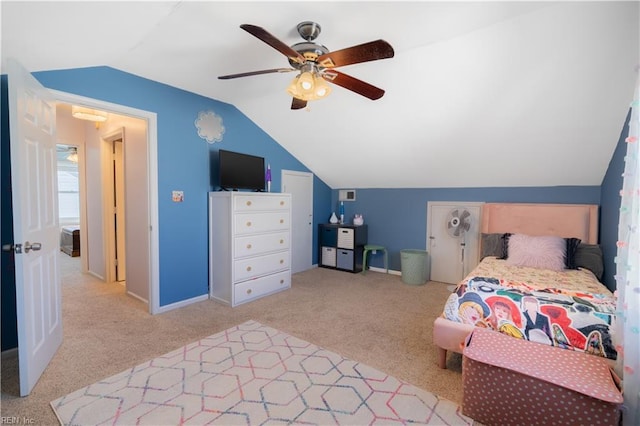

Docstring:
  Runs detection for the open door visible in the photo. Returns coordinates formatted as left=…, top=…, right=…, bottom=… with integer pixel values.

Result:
left=6, top=59, right=62, bottom=396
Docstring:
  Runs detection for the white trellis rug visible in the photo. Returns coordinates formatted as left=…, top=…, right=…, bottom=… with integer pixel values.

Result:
left=51, top=320, right=473, bottom=425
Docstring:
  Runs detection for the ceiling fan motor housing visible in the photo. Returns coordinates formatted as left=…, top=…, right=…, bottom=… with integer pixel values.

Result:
left=288, top=42, right=329, bottom=68
left=297, top=21, right=321, bottom=41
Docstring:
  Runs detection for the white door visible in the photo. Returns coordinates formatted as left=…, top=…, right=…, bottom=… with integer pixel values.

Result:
left=282, top=170, right=313, bottom=273
left=427, top=202, right=482, bottom=284
left=7, top=59, right=63, bottom=396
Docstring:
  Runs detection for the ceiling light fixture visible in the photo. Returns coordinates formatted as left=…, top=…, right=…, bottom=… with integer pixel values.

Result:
left=286, top=64, right=331, bottom=102
left=71, top=105, right=108, bottom=122
left=66, top=147, right=78, bottom=163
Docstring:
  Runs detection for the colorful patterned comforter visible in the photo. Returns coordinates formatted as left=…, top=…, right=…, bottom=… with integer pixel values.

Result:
left=442, top=257, right=617, bottom=360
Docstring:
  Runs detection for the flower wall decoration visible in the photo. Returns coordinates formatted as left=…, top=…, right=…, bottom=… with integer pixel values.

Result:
left=195, top=110, right=225, bottom=143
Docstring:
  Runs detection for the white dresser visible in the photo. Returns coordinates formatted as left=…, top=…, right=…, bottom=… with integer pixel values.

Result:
left=208, top=192, right=292, bottom=306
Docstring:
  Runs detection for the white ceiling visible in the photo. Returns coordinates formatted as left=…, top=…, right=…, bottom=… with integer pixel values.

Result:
left=2, top=1, right=638, bottom=189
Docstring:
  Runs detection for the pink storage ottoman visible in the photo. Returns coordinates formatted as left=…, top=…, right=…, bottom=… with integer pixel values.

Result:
left=462, top=327, right=622, bottom=426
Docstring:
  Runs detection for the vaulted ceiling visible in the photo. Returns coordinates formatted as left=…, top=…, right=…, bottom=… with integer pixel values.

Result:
left=2, top=1, right=638, bottom=188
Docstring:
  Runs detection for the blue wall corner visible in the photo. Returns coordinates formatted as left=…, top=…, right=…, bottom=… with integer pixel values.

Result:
left=600, top=108, right=632, bottom=290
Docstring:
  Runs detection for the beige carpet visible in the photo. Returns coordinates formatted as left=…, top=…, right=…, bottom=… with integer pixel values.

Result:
left=50, top=320, right=472, bottom=425
left=1, top=253, right=464, bottom=425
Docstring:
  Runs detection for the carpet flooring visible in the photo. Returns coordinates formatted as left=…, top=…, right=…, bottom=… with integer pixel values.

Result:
left=1, top=253, right=465, bottom=425
left=51, top=320, right=473, bottom=425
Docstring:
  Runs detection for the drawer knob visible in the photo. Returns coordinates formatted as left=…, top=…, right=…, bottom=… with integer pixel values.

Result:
left=246, top=244, right=252, bottom=249
left=246, top=221, right=252, bottom=227
left=280, top=219, right=284, bottom=224
left=280, top=279, right=284, bottom=284
left=246, top=288, right=252, bottom=294
left=280, top=259, right=284, bottom=264
left=246, top=201, right=252, bottom=206
left=246, top=266, right=252, bottom=272
left=279, top=239, right=284, bottom=244
left=280, top=201, right=284, bottom=206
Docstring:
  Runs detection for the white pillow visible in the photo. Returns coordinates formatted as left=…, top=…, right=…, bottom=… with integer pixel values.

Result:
left=506, top=234, right=566, bottom=271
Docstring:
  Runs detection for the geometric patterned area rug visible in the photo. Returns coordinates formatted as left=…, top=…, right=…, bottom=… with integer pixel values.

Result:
left=51, top=320, right=474, bottom=425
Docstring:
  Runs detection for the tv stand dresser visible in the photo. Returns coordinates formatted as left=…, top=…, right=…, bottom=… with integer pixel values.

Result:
left=208, top=192, right=292, bottom=307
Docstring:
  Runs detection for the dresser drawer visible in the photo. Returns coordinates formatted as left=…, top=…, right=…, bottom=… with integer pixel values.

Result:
left=234, top=251, right=290, bottom=282
left=235, top=212, right=290, bottom=235
left=234, top=195, right=289, bottom=212
left=234, top=270, right=291, bottom=305
left=234, top=231, right=290, bottom=258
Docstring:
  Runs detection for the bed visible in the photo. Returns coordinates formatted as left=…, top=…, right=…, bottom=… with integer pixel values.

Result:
left=433, top=203, right=617, bottom=369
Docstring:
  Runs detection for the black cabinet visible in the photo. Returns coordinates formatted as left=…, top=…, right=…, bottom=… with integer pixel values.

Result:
left=319, top=224, right=368, bottom=273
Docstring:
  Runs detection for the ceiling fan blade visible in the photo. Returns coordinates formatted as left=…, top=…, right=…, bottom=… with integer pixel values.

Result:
left=291, top=98, right=307, bottom=110
left=218, top=68, right=295, bottom=80
left=317, top=39, right=394, bottom=68
left=322, top=70, right=385, bottom=100
left=240, top=24, right=306, bottom=65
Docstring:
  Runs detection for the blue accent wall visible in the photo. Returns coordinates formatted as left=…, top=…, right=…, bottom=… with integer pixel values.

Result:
left=331, top=186, right=601, bottom=272
left=6, top=66, right=331, bottom=309
left=600, top=108, right=632, bottom=291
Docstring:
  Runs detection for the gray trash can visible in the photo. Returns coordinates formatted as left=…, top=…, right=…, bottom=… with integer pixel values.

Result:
left=400, top=249, right=429, bottom=285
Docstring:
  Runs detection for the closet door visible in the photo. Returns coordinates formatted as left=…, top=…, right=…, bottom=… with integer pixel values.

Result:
left=427, top=202, right=482, bottom=284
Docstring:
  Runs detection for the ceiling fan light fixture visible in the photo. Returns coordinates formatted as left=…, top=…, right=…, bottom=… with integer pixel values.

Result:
left=287, top=71, right=331, bottom=101
left=313, top=74, right=331, bottom=98
left=71, top=105, right=108, bottom=122
left=297, top=71, right=315, bottom=92
left=66, top=147, right=78, bottom=163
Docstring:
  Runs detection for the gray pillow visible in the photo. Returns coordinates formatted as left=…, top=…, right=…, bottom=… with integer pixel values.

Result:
left=574, top=244, right=604, bottom=281
left=481, top=233, right=507, bottom=260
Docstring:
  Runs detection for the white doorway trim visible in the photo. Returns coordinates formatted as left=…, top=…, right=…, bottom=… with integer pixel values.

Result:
left=102, top=128, right=126, bottom=285
left=281, top=170, right=313, bottom=273
left=50, top=90, right=160, bottom=314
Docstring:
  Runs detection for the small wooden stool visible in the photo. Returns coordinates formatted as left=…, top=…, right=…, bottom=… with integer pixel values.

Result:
left=362, top=244, right=388, bottom=274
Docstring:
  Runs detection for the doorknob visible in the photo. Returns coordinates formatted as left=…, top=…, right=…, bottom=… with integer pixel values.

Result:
left=24, top=242, right=42, bottom=253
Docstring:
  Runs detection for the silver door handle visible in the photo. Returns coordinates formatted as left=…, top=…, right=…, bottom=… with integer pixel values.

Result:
left=24, top=241, right=42, bottom=253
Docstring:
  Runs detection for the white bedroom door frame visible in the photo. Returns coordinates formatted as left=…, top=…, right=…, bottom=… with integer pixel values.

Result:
left=50, top=90, right=160, bottom=314
left=427, top=201, right=483, bottom=284
left=281, top=170, right=313, bottom=273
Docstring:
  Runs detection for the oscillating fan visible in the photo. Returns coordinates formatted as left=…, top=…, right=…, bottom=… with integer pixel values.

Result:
left=446, top=208, right=472, bottom=238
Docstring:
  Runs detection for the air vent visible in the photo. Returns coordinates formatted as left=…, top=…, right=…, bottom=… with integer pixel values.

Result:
left=338, top=190, right=356, bottom=201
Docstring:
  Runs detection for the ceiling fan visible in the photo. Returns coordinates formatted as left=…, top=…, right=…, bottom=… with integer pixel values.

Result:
left=218, top=21, right=395, bottom=110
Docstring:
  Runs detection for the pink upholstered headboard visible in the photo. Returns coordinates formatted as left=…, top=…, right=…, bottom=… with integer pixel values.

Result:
left=480, top=203, right=599, bottom=244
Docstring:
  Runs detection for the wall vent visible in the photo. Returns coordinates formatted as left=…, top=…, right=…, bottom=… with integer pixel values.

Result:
left=339, top=189, right=356, bottom=201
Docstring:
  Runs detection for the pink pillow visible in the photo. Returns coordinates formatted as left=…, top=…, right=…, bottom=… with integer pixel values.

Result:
left=506, top=234, right=566, bottom=271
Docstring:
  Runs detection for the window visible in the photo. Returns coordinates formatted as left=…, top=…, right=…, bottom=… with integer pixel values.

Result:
left=57, top=145, right=79, bottom=225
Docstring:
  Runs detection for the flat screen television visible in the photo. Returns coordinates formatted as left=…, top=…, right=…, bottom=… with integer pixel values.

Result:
left=218, top=149, right=265, bottom=191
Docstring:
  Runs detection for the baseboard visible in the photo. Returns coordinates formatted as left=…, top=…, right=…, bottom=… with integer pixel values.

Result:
left=1, top=347, right=18, bottom=360
left=154, top=293, right=209, bottom=314
left=87, top=270, right=105, bottom=280
left=368, top=266, right=401, bottom=276
left=127, top=291, right=149, bottom=304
